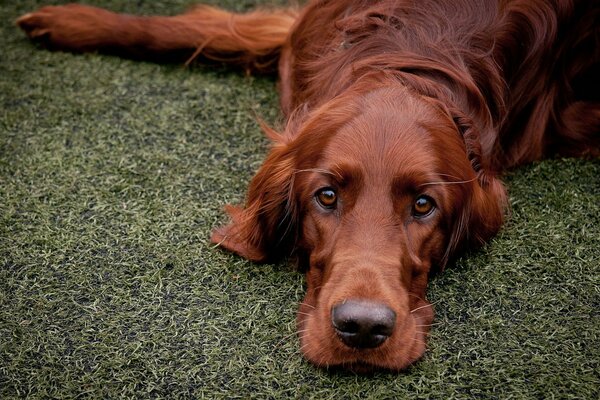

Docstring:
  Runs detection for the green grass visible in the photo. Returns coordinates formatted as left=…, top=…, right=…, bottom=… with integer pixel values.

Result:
left=1, top=1, right=599, bottom=398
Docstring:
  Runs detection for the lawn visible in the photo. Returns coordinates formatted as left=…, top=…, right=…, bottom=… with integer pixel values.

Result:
left=1, top=1, right=599, bottom=398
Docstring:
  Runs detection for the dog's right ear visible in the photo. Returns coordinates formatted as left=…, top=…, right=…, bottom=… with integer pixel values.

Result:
left=211, top=95, right=359, bottom=262
left=210, top=131, right=297, bottom=262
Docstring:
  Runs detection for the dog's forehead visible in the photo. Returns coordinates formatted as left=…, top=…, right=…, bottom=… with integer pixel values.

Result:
left=322, top=94, right=440, bottom=177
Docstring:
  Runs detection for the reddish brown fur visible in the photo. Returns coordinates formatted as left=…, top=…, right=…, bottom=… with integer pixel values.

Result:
left=17, top=0, right=599, bottom=372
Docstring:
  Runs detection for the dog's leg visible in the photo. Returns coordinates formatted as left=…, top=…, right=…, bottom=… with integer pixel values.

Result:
left=16, top=4, right=297, bottom=72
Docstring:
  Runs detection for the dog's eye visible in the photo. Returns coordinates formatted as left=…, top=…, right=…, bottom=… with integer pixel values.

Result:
left=316, top=188, right=337, bottom=209
left=413, top=195, right=435, bottom=217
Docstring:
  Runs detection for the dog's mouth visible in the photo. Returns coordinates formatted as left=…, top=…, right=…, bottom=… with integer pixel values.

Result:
left=296, top=297, right=434, bottom=372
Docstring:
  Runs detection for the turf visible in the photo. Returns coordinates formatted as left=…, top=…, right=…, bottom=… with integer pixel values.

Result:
left=1, top=1, right=599, bottom=398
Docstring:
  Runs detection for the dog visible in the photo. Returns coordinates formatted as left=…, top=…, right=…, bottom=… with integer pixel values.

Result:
left=17, top=0, right=599, bottom=372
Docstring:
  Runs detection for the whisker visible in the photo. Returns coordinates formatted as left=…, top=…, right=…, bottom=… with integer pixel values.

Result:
left=282, top=339, right=306, bottom=366
left=412, top=330, right=428, bottom=346
left=415, top=322, right=441, bottom=328
left=297, top=311, right=312, bottom=317
left=274, top=331, right=300, bottom=347
left=298, top=342, right=311, bottom=354
left=273, top=328, right=310, bottom=353
left=414, top=330, right=431, bottom=335
left=298, top=302, right=316, bottom=309
left=410, top=304, right=432, bottom=313
left=408, top=293, right=426, bottom=302
left=410, top=300, right=440, bottom=313
left=419, top=177, right=477, bottom=187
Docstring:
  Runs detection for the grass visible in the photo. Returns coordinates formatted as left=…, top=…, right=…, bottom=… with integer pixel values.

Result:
left=1, top=1, right=599, bottom=398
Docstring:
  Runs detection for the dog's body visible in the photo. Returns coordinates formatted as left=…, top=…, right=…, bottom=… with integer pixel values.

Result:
left=18, top=0, right=599, bottom=372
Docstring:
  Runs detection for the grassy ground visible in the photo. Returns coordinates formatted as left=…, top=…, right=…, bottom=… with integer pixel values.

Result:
left=1, top=1, right=599, bottom=398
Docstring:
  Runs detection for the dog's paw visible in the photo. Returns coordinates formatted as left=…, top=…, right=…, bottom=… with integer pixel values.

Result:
left=16, top=4, right=115, bottom=51
left=16, top=8, right=55, bottom=41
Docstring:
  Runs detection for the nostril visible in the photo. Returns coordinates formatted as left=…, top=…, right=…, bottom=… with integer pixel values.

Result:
left=372, top=323, right=393, bottom=337
left=331, top=300, right=396, bottom=349
left=334, top=320, right=360, bottom=334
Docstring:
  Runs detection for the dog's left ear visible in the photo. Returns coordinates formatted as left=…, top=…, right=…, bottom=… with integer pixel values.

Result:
left=210, top=134, right=297, bottom=262
left=444, top=110, right=508, bottom=264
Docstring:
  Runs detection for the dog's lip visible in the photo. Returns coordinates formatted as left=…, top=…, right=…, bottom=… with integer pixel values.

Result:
left=335, top=355, right=413, bottom=373
left=297, top=302, right=429, bottom=371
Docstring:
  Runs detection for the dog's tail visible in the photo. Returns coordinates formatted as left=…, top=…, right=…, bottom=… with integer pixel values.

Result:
left=16, top=4, right=299, bottom=73
left=180, top=5, right=299, bottom=72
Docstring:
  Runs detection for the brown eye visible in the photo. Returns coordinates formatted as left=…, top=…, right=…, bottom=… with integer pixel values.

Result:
left=413, top=195, right=435, bottom=217
left=316, top=188, right=337, bottom=209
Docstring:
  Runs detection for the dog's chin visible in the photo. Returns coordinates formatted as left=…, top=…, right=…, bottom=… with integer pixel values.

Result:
left=297, top=330, right=429, bottom=373
left=296, top=303, right=433, bottom=373
left=329, top=349, right=426, bottom=374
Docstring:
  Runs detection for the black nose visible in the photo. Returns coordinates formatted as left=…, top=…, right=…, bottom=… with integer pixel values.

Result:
left=331, top=300, right=396, bottom=349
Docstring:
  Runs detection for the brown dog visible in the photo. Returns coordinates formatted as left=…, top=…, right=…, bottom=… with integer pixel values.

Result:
left=17, top=0, right=599, bottom=372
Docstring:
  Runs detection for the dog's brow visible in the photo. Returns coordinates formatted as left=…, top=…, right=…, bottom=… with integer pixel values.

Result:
left=293, top=168, right=338, bottom=177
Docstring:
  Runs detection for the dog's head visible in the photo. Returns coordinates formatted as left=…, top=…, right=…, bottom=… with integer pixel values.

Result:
left=211, top=83, right=506, bottom=371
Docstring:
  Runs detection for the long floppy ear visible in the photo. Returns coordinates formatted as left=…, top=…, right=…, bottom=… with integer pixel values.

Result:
left=210, top=134, right=297, bottom=262
left=444, top=111, right=508, bottom=265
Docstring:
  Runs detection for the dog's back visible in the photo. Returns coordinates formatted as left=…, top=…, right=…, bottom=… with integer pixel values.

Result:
left=280, top=0, right=599, bottom=169
left=17, top=0, right=599, bottom=168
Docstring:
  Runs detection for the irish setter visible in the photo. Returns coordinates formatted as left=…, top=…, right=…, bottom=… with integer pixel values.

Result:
left=17, top=0, right=599, bottom=372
